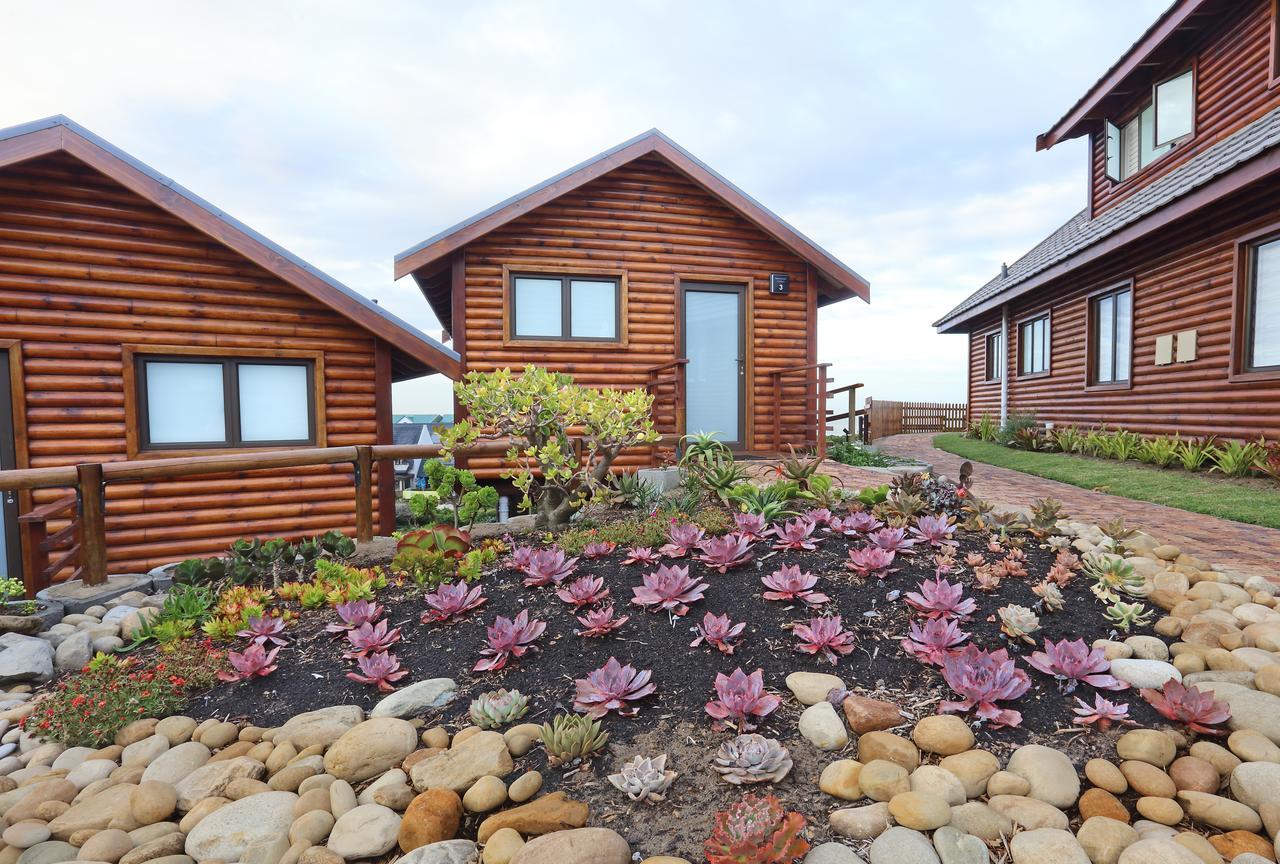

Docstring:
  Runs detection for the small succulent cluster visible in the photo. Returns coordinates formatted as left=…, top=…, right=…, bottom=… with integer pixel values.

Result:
left=336, top=610, right=406, bottom=693
left=607, top=753, right=677, bottom=803
left=905, top=575, right=976, bottom=621
left=660, top=522, right=706, bottom=558
left=631, top=564, right=708, bottom=616
left=1026, top=638, right=1126, bottom=694
left=768, top=518, right=820, bottom=552
left=938, top=645, right=1031, bottom=728
left=696, top=533, right=755, bottom=573
left=792, top=615, right=856, bottom=665
left=690, top=612, right=746, bottom=655
left=573, top=657, right=656, bottom=718
left=704, top=794, right=809, bottom=864
left=420, top=581, right=486, bottom=624
left=760, top=566, right=829, bottom=606
left=1141, top=679, right=1231, bottom=735
left=469, top=688, right=529, bottom=729
left=474, top=610, right=546, bottom=672
left=540, top=712, right=609, bottom=766
left=996, top=604, right=1041, bottom=645
left=713, top=734, right=793, bottom=785
left=706, top=668, right=780, bottom=732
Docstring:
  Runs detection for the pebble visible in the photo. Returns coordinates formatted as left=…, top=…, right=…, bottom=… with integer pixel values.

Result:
left=805, top=842, right=866, bottom=864
left=908, top=765, right=965, bottom=805
left=1120, top=761, right=1176, bottom=798
left=1086, top=758, right=1129, bottom=794
left=289, top=809, right=335, bottom=846
left=482, top=828, right=525, bottom=864
left=930, top=825, right=987, bottom=864
left=911, top=716, right=974, bottom=756
left=184, top=791, right=298, bottom=863
left=475, top=792, right=589, bottom=843
left=938, top=750, right=999, bottom=798
left=1076, top=816, right=1139, bottom=864
left=1110, top=659, right=1182, bottom=689
left=397, top=839, right=480, bottom=864
left=799, top=702, right=849, bottom=751
left=1134, top=796, right=1182, bottom=826
left=327, top=803, right=401, bottom=859
left=888, top=791, right=951, bottom=830
left=842, top=695, right=903, bottom=734
left=1116, top=837, right=1204, bottom=864
left=785, top=671, right=845, bottom=705
left=2, top=822, right=51, bottom=848
left=859, top=760, right=910, bottom=801
left=986, top=795, right=1069, bottom=831
left=985, top=771, right=1031, bottom=797
left=868, top=826, right=940, bottom=864
left=1176, top=790, right=1263, bottom=832
left=1008, top=828, right=1090, bottom=864
left=859, top=732, right=919, bottom=770
left=1117, top=730, right=1177, bottom=768
left=829, top=802, right=892, bottom=840
left=820, top=759, right=864, bottom=801
left=1208, top=830, right=1275, bottom=860
left=1168, top=756, right=1219, bottom=793
left=1230, top=761, right=1280, bottom=812
left=369, top=678, right=457, bottom=718
left=1079, top=787, right=1129, bottom=823
left=462, top=775, right=506, bottom=813
left=409, top=731, right=513, bottom=793
left=507, top=770, right=542, bottom=804
left=77, top=828, right=133, bottom=861
left=131, top=780, right=177, bottom=824
left=1006, top=744, right=1080, bottom=808
left=947, top=802, right=1011, bottom=841
left=1228, top=729, right=1280, bottom=763
left=507, top=827, right=629, bottom=864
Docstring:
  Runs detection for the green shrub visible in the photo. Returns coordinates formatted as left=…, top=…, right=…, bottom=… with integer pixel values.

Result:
left=422, top=460, right=498, bottom=529
left=1136, top=435, right=1180, bottom=468
left=1212, top=439, right=1266, bottom=477
left=827, top=436, right=908, bottom=468
left=996, top=412, right=1038, bottom=445
left=1177, top=435, right=1219, bottom=472
left=557, top=507, right=731, bottom=554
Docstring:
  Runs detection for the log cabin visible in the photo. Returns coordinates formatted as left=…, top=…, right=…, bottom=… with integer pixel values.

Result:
left=394, top=129, right=870, bottom=479
left=936, top=0, right=1280, bottom=442
left=0, top=116, right=460, bottom=585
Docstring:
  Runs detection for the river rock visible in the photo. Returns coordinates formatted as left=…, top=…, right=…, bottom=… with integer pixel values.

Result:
left=1167, top=755, right=1218, bottom=793
left=47, top=783, right=135, bottom=838
left=830, top=802, right=892, bottom=840
left=16, top=840, right=77, bottom=864
left=1194, top=681, right=1280, bottom=744
left=1008, top=828, right=1089, bottom=864
left=1076, top=816, right=1139, bottom=864
left=785, top=671, right=845, bottom=706
left=1006, top=745, right=1080, bottom=808
left=931, top=825, right=988, bottom=864
left=142, top=741, right=210, bottom=786
left=806, top=842, right=866, bottom=864
left=323, top=718, right=417, bottom=783
left=909, top=765, right=965, bottom=805
left=0, top=633, right=54, bottom=683
left=1116, top=730, right=1176, bottom=767
left=399, top=789, right=462, bottom=851
left=868, top=826, right=940, bottom=864
left=1085, top=759, right=1128, bottom=794
left=1176, top=790, right=1262, bottom=831
left=183, top=790, right=296, bottom=862
left=986, top=795, right=1069, bottom=831
left=912, top=716, right=974, bottom=756
left=53, top=631, right=92, bottom=672
left=131, top=780, right=178, bottom=824
left=938, top=750, right=999, bottom=798
left=173, top=756, right=265, bottom=810
left=1116, top=837, right=1204, bottom=864
left=277, top=706, right=364, bottom=750
left=410, top=731, right=512, bottom=793
left=508, top=827, right=629, bottom=864
left=799, top=701, right=849, bottom=750
left=122, top=733, right=169, bottom=768
left=327, top=803, right=401, bottom=859
left=842, top=695, right=902, bottom=733
left=370, top=678, right=457, bottom=718
left=947, top=802, right=1011, bottom=842
left=397, top=840, right=480, bottom=864
left=1230, top=761, right=1280, bottom=811
left=476, top=792, right=588, bottom=843
left=1228, top=728, right=1280, bottom=763
left=1110, top=659, right=1181, bottom=689
left=77, top=827, right=133, bottom=861
left=859, top=760, right=910, bottom=801
left=889, top=791, right=951, bottom=830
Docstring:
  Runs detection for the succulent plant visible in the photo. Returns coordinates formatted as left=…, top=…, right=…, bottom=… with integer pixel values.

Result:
left=521, top=548, right=579, bottom=587
left=704, top=794, right=809, bottom=864
left=768, top=518, right=820, bottom=551
left=843, top=546, right=896, bottom=578
left=607, top=753, right=677, bottom=803
left=420, top=580, right=486, bottom=624
left=398, top=525, right=471, bottom=557
left=631, top=564, right=708, bottom=616
left=712, top=734, right=793, bottom=785
left=733, top=512, right=769, bottom=540
left=1031, top=580, right=1065, bottom=612
left=690, top=611, right=746, bottom=655
left=582, top=541, right=617, bottom=559
left=1104, top=600, right=1153, bottom=632
left=469, top=688, right=530, bottom=729
left=867, top=526, right=918, bottom=554
left=573, top=657, right=656, bottom=718
left=938, top=645, right=1031, bottom=728
left=555, top=575, right=610, bottom=609
left=325, top=600, right=385, bottom=634
left=574, top=604, right=630, bottom=637
left=217, top=643, right=279, bottom=683
left=828, top=511, right=882, bottom=536
left=997, top=604, right=1041, bottom=645
left=1084, top=554, right=1145, bottom=602
left=237, top=615, right=288, bottom=647
left=1140, top=679, right=1231, bottom=735
left=473, top=610, right=546, bottom=672
left=1026, top=638, right=1126, bottom=693
left=343, top=619, right=402, bottom=659
left=909, top=514, right=957, bottom=548
left=760, top=565, right=829, bottom=606
left=508, top=544, right=536, bottom=573
left=1071, top=694, right=1134, bottom=731
left=539, top=712, right=609, bottom=766
left=792, top=615, right=856, bottom=665
left=346, top=651, right=407, bottom=692
left=900, top=617, right=970, bottom=667
left=706, top=667, right=781, bottom=732
left=905, top=575, right=976, bottom=621
left=621, top=547, right=660, bottom=566
left=659, top=522, right=705, bottom=558
left=696, top=533, right=755, bottom=573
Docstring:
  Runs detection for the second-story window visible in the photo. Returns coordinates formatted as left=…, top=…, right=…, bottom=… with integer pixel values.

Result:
left=1105, top=69, right=1193, bottom=182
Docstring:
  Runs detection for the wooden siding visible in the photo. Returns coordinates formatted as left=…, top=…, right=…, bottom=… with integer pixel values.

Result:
left=1091, top=0, right=1279, bottom=216
left=967, top=320, right=1002, bottom=422
left=966, top=176, right=1280, bottom=440
left=0, top=153, right=387, bottom=577
left=459, top=154, right=814, bottom=473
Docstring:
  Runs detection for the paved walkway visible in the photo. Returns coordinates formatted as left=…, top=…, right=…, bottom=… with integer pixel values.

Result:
left=800, top=433, right=1276, bottom=579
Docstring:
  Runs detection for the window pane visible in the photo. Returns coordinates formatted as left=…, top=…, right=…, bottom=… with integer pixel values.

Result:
left=1121, top=116, right=1141, bottom=179
left=513, top=277, right=562, bottom=337
left=1252, top=240, right=1280, bottom=368
left=1096, top=296, right=1115, bottom=383
left=1115, top=290, right=1132, bottom=380
left=238, top=364, right=310, bottom=442
left=1155, top=70, right=1193, bottom=146
left=684, top=290, right=740, bottom=442
left=569, top=280, right=617, bottom=338
left=1020, top=324, right=1031, bottom=372
left=145, top=361, right=225, bottom=444
left=1140, top=103, right=1172, bottom=167
left=1105, top=121, right=1121, bottom=181
left=1038, top=319, right=1048, bottom=371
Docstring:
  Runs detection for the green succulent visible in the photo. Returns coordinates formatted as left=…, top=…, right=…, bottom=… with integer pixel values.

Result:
left=1085, top=554, right=1144, bottom=603
left=469, top=689, right=529, bottom=729
left=540, top=713, right=609, bottom=766
left=1104, top=600, right=1153, bottom=632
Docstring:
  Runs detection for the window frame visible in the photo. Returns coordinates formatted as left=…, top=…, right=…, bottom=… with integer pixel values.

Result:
left=1230, top=223, right=1280, bottom=382
left=1104, top=64, right=1194, bottom=185
left=122, top=345, right=324, bottom=456
left=1152, top=68, right=1195, bottom=149
left=1270, top=0, right=1280, bottom=88
left=1086, top=281, right=1135, bottom=391
left=982, top=329, right=1003, bottom=382
left=1016, top=311, right=1052, bottom=379
left=505, top=268, right=626, bottom=345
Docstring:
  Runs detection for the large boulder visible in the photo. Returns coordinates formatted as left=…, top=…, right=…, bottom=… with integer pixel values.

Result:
left=0, top=633, right=54, bottom=684
left=409, top=731, right=512, bottom=793
left=370, top=678, right=456, bottom=718
left=184, top=790, right=296, bottom=862
left=276, top=705, right=364, bottom=749
left=324, top=717, right=418, bottom=783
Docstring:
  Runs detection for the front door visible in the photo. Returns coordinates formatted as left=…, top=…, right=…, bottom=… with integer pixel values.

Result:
left=0, top=352, right=19, bottom=583
left=682, top=283, right=745, bottom=447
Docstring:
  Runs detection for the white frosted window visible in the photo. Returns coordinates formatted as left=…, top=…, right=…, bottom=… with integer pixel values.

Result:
left=513, top=277, right=563, bottom=338
left=1251, top=240, right=1280, bottom=369
left=1155, top=70, right=1194, bottom=146
left=1096, top=298, right=1115, bottom=383
left=684, top=290, right=740, bottom=443
left=145, top=361, right=226, bottom=444
left=570, top=280, right=617, bottom=338
left=238, top=364, right=310, bottom=442
left=1115, top=290, right=1133, bottom=381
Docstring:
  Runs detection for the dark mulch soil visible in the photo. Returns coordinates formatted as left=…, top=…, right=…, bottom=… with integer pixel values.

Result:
left=178, top=521, right=1164, bottom=858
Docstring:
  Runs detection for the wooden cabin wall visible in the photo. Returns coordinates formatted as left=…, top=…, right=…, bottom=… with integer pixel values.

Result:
left=0, top=153, right=387, bottom=578
left=966, top=312, right=1002, bottom=423
left=1090, top=0, right=1279, bottom=217
left=458, top=154, right=814, bottom=476
left=965, top=177, right=1280, bottom=440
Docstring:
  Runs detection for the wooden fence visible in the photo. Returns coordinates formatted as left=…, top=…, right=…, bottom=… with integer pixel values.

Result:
left=866, top=399, right=968, bottom=441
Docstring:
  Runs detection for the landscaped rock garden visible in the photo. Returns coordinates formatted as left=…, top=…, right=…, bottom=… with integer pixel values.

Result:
left=0, top=368, right=1278, bottom=864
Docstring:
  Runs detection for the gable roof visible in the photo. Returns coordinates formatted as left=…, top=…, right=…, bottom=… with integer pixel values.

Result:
left=936, top=103, right=1280, bottom=332
left=394, top=129, right=869, bottom=312
left=0, top=115, right=461, bottom=380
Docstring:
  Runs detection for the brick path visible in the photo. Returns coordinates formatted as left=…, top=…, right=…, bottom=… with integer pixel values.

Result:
left=766, top=433, right=1279, bottom=579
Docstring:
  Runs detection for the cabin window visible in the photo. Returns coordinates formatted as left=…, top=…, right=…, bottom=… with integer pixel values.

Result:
left=1245, top=237, right=1280, bottom=372
left=1091, top=286, right=1133, bottom=385
left=983, top=331, right=1003, bottom=381
left=137, top=356, right=315, bottom=449
left=1104, top=69, right=1190, bottom=182
left=511, top=273, right=620, bottom=341
left=1018, top=314, right=1050, bottom=376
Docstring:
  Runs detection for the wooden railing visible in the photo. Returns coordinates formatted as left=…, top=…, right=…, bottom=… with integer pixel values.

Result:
left=17, top=491, right=80, bottom=597
left=768, top=363, right=832, bottom=457
left=825, top=383, right=867, bottom=442
left=643, top=359, right=686, bottom=463
left=866, top=399, right=969, bottom=441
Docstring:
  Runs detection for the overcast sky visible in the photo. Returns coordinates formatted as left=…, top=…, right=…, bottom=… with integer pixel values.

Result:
left=3, top=0, right=1169, bottom=413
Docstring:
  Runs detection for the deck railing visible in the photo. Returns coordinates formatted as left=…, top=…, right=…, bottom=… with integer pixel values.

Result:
left=768, top=363, right=832, bottom=457
left=825, top=382, right=867, bottom=442
left=866, top=399, right=969, bottom=441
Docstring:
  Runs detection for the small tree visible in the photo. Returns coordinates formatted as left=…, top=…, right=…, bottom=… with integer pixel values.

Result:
left=441, top=366, right=659, bottom=530
left=421, top=460, right=499, bottom=530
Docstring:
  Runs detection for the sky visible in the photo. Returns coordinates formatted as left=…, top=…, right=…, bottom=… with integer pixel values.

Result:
left=2, top=0, right=1170, bottom=414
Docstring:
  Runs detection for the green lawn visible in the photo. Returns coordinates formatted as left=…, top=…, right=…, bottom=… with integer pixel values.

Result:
left=933, top=433, right=1280, bottom=529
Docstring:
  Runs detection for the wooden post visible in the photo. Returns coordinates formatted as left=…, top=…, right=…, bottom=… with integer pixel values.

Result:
left=354, top=445, right=373, bottom=543
left=76, top=463, right=107, bottom=587
left=817, top=366, right=829, bottom=459
left=19, top=521, right=46, bottom=597
left=771, top=373, right=781, bottom=454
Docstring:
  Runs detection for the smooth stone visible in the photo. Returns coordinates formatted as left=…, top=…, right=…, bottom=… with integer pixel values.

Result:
left=369, top=679, right=457, bottom=719
left=177, top=796, right=227, bottom=834
left=987, top=795, right=1069, bottom=830
left=888, top=791, right=951, bottom=830
left=1110, top=659, right=1182, bottom=689
left=1195, top=682, right=1280, bottom=745
left=322, top=718, right=417, bottom=784
left=859, top=760, right=910, bottom=802
left=911, top=716, right=974, bottom=756
left=1171, top=832, right=1224, bottom=864
left=868, top=826, right=939, bottom=864
left=508, top=827, right=629, bottom=864
left=909, top=765, right=965, bottom=805
left=409, top=731, right=512, bottom=793
left=947, top=802, right=1011, bottom=842
left=1006, top=744, right=1080, bottom=808
left=820, top=759, right=864, bottom=801
left=1135, top=796, right=1183, bottom=825
left=154, top=717, right=196, bottom=746
left=799, top=701, right=849, bottom=751
left=67, top=759, right=118, bottom=790
left=1209, top=830, right=1274, bottom=860
left=1126, top=636, right=1171, bottom=661
left=53, top=631, right=92, bottom=672
left=462, top=775, right=506, bottom=813
left=858, top=731, right=918, bottom=770
left=120, top=832, right=184, bottom=864
left=77, top=828, right=133, bottom=862
left=1009, top=828, right=1090, bottom=864
left=1079, top=787, right=1130, bottom=823
left=785, top=671, right=845, bottom=706
left=1169, top=756, right=1220, bottom=793
left=289, top=809, right=335, bottom=846
left=277, top=707, right=364, bottom=750
left=482, top=828, right=525, bottom=864
left=1077, top=816, right=1140, bottom=864
left=1117, top=730, right=1178, bottom=768
left=938, top=750, right=999, bottom=798
left=2, top=822, right=51, bottom=848
left=1117, top=837, right=1204, bottom=864
left=830, top=802, right=892, bottom=840
left=48, top=784, right=136, bottom=838
left=327, top=803, right=400, bottom=859
left=1191, top=741, right=1243, bottom=777
left=130, top=781, right=177, bottom=824
left=172, top=757, right=264, bottom=811
left=507, top=771, right=541, bottom=804
left=1228, top=729, right=1280, bottom=763
left=329, top=779, right=357, bottom=819
left=398, top=789, right=462, bottom=852
left=1087, top=759, right=1130, bottom=794
left=842, top=695, right=902, bottom=734
left=1230, top=762, right=1280, bottom=811
left=16, top=841, right=78, bottom=864
left=806, top=843, right=866, bottom=864
left=1121, top=761, right=1177, bottom=798
left=396, top=840, right=479, bottom=864
left=931, top=825, right=988, bottom=864
left=0, top=634, right=54, bottom=684
left=183, top=791, right=296, bottom=862
left=1176, top=790, right=1263, bottom=832
left=476, top=792, right=588, bottom=843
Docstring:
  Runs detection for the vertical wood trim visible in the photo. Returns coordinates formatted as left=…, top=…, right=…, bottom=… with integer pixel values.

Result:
left=76, top=462, right=107, bottom=586
left=805, top=265, right=819, bottom=450
left=354, top=445, right=373, bottom=543
left=451, top=252, right=468, bottom=472
left=374, top=338, right=395, bottom=537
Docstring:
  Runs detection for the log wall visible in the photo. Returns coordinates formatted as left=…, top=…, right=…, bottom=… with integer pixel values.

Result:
left=0, top=152, right=387, bottom=577
left=459, top=154, right=814, bottom=474
left=965, top=177, right=1280, bottom=440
